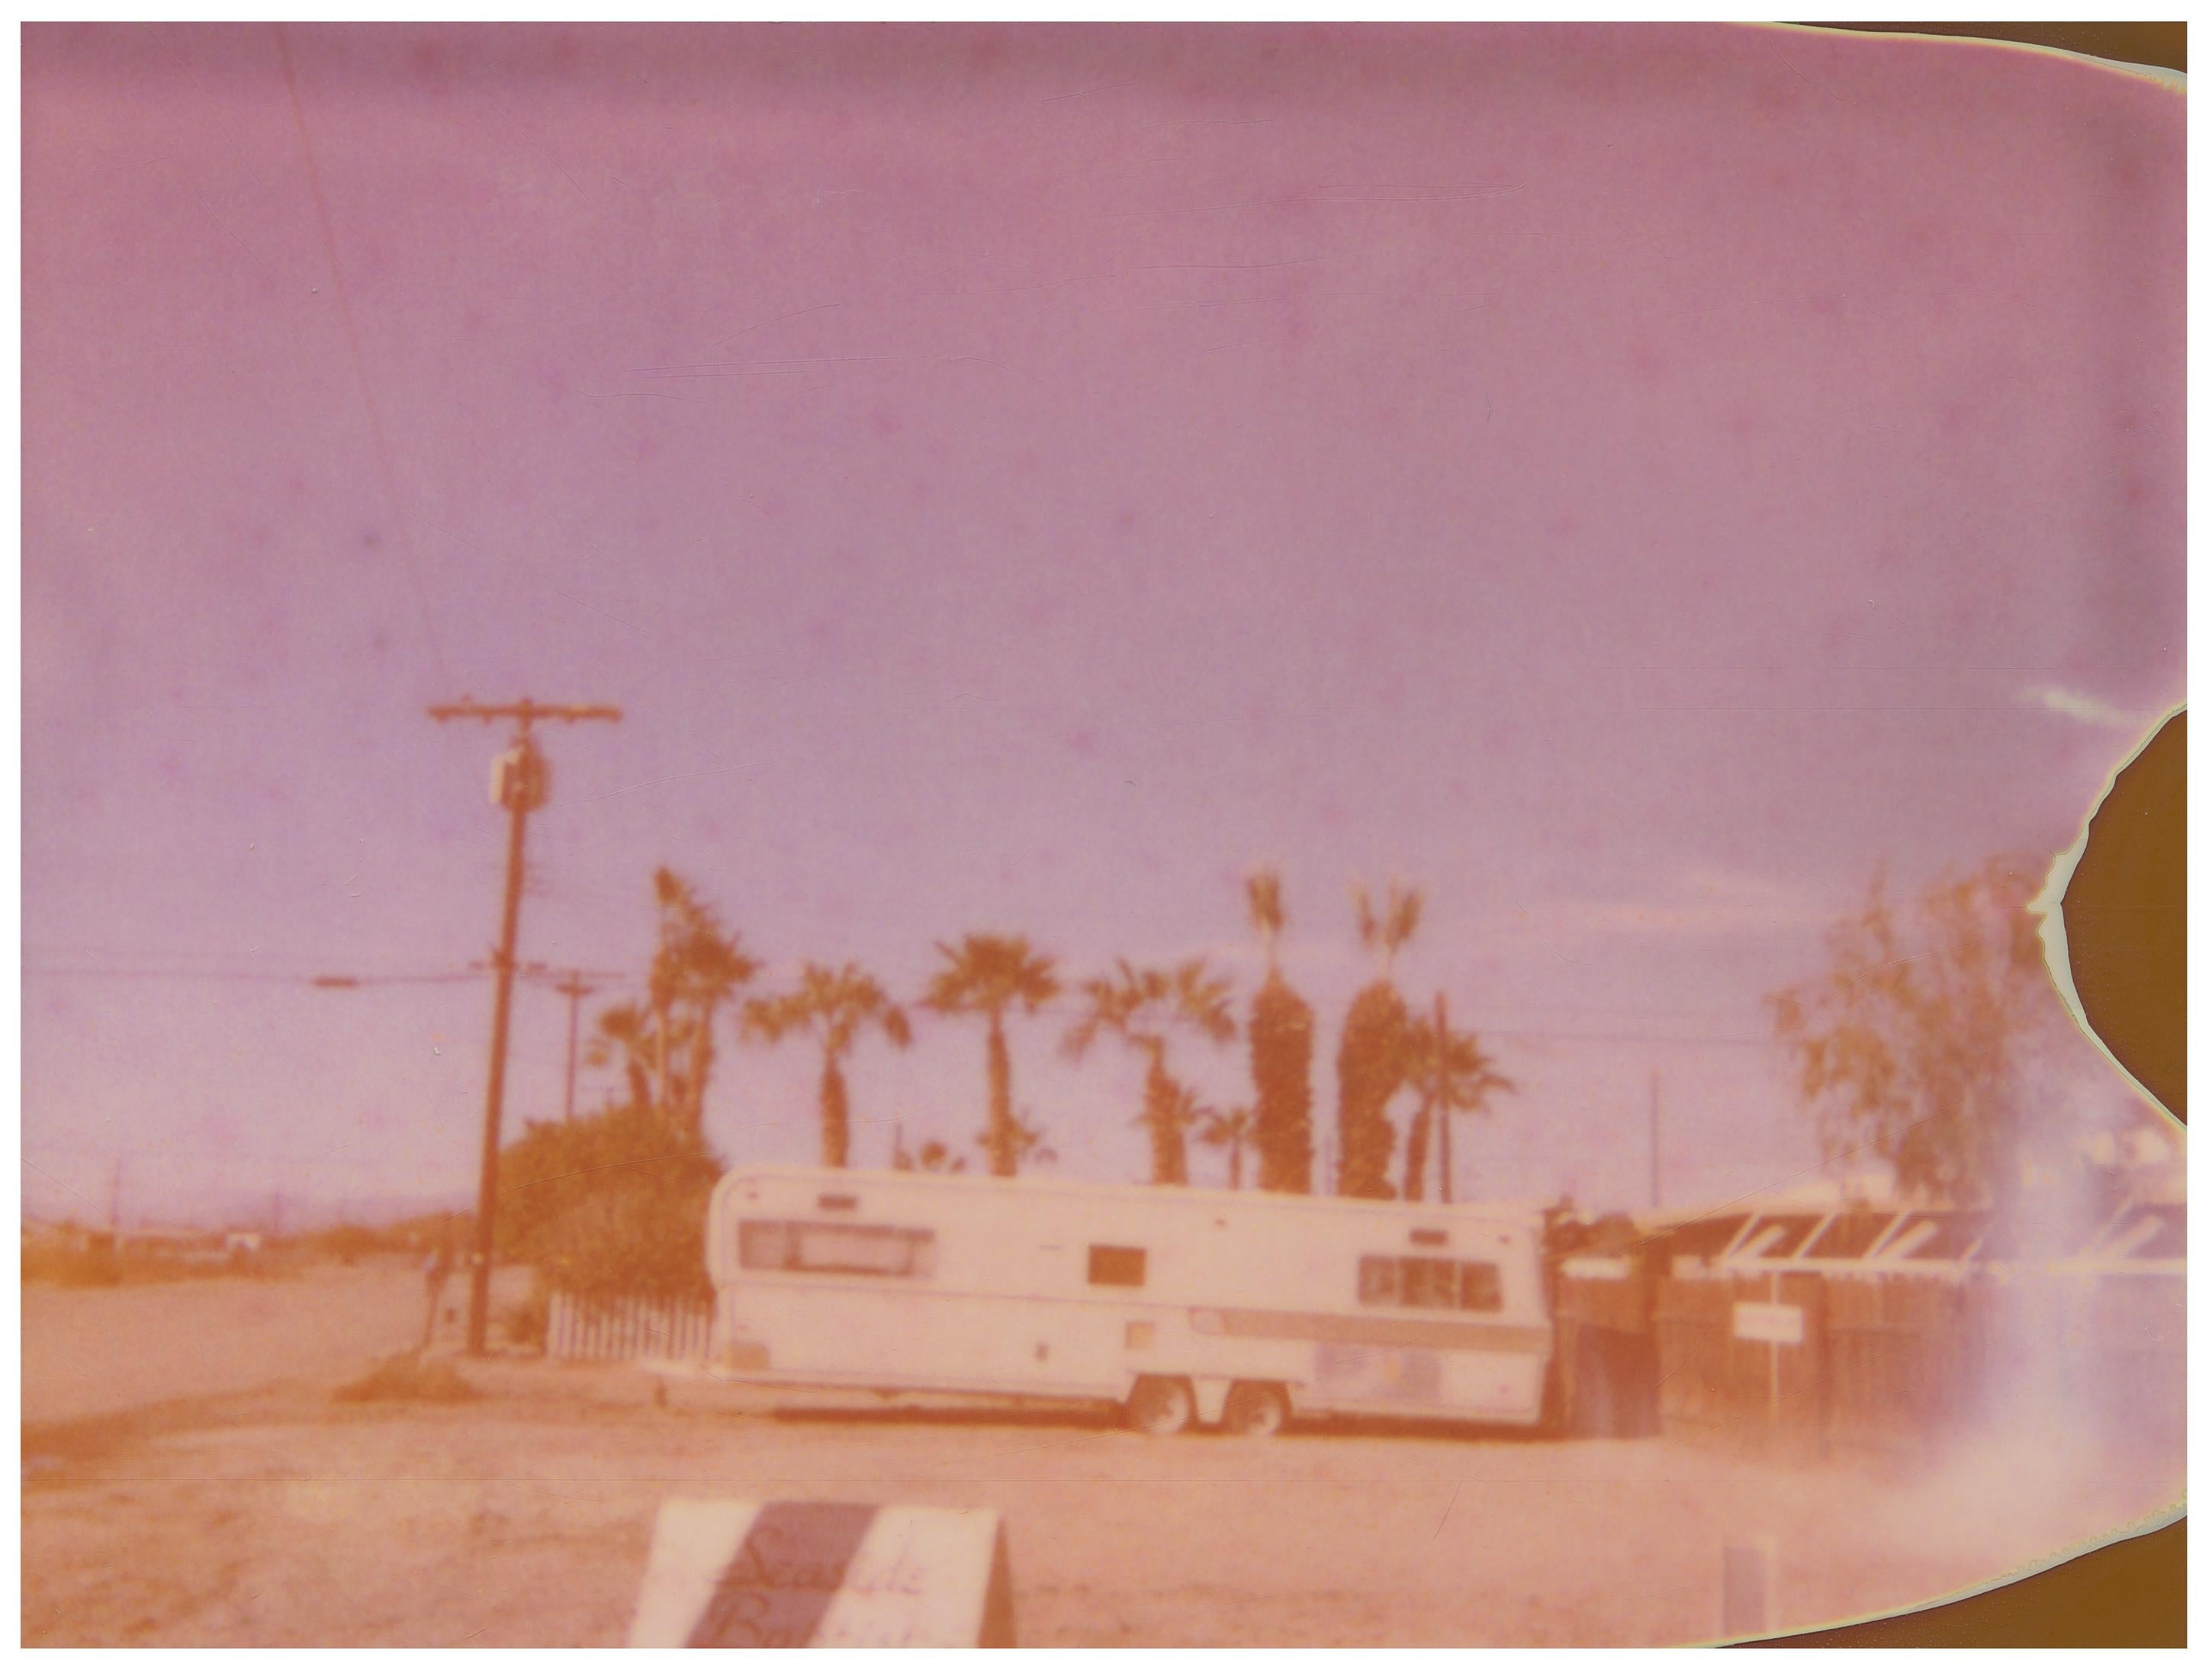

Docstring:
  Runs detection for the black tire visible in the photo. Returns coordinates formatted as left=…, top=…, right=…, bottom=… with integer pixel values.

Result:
left=1126, top=1375, right=1196, bottom=1436
left=1220, top=1382, right=1289, bottom=1437
left=1572, top=1342, right=1619, bottom=1439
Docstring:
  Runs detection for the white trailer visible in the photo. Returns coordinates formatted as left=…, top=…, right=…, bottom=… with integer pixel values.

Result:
left=703, top=1166, right=1555, bottom=1435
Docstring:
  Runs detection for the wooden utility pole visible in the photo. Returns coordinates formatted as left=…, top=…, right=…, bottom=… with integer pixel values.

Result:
left=430, top=697, right=620, bottom=1354
left=527, top=965, right=624, bottom=1123
left=1433, top=992, right=1454, bottom=1204
left=556, top=972, right=598, bottom=1124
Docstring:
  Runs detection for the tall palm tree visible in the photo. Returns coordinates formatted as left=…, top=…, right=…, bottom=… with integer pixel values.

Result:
left=1247, top=869, right=1286, bottom=968
left=743, top=963, right=913, bottom=1168
left=1336, top=879, right=1423, bottom=1198
left=589, top=868, right=758, bottom=1138
left=1353, top=879, right=1424, bottom=979
left=922, top=933, right=1062, bottom=1177
left=1400, top=1000, right=1516, bottom=1202
left=1064, top=959, right=1237, bottom=1186
left=1245, top=866, right=1316, bottom=1193
left=1200, top=1103, right=1256, bottom=1190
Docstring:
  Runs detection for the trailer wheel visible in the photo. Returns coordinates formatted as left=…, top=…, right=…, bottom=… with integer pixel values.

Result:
left=1221, top=1382, right=1288, bottom=1437
left=1571, top=1342, right=1619, bottom=1439
left=1126, top=1376, right=1196, bottom=1436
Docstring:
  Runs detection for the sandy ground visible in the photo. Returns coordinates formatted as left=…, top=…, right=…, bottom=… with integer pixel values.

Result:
left=21, top=1267, right=2184, bottom=1646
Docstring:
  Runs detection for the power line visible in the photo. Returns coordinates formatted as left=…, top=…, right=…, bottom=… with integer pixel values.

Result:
left=21, top=966, right=1774, bottom=1047
left=22, top=965, right=487, bottom=987
left=272, top=21, right=454, bottom=692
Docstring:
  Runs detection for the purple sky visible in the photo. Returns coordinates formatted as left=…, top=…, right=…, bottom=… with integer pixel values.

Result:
left=21, top=24, right=2184, bottom=1226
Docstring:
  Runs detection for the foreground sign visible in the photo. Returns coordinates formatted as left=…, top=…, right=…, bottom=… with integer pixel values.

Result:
left=1731, top=1301, right=1805, bottom=1347
left=629, top=1498, right=1016, bottom=1647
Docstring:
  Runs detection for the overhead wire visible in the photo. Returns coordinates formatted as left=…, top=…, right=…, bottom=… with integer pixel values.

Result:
left=272, top=21, right=455, bottom=692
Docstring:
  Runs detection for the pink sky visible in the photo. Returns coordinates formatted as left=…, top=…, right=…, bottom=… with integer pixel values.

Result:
left=21, top=24, right=2184, bottom=1225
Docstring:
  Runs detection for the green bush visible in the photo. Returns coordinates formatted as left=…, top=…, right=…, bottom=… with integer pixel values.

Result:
left=495, top=1103, right=723, bottom=1297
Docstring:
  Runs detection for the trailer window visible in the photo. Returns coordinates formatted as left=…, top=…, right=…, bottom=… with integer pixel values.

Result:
left=1357, top=1255, right=1398, bottom=1305
left=1403, top=1257, right=1458, bottom=1309
left=738, top=1219, right=789, bottom=1270
left=1088, top=1245, right=1146, bottom=1287
left=1357, top=1254, right=1505, bottom=1313
left=1459, top=1261, right=1502, bottom=1312
left=738, top=1219, right=935, bottom=1279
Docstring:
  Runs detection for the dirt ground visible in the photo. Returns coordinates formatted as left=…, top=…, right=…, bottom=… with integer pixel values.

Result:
left=21, top=1265, right=2184, bottom=1646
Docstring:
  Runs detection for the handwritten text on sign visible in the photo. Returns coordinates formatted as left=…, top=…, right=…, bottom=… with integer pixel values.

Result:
left=1731, top=1301, right=1805, bottom=1346
left=629, top=1498, right=1015, bottom=1647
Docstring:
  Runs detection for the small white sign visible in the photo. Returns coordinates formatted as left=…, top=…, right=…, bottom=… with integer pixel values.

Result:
left=629, top=1498, right=1016, bottom=1647
left=1731, top=1301, right=1805, bottom=1346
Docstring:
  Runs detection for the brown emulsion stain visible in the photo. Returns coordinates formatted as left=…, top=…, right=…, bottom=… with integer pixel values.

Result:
left=2056, top=709, right=2185, bottom=1123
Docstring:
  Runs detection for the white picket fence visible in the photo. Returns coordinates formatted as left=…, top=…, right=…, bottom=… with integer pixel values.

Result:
left=547, top=1290, right=715, bottom=1364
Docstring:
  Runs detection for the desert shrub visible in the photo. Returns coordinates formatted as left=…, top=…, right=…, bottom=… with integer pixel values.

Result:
left=23, top=1243, right=121, bottom=1288
left=314, top=1223, right=383, bottom=1265
left=495, top=1102, right=723, bottom=1297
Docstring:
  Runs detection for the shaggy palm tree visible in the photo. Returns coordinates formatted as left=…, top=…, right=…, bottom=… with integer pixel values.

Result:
left=891, top=1123, right=970, bottom=1174
left=589, top=868, right=759, bottom=1139
left=923, top=933, right=1062, bottom=1177
left=1245, top=866, right=1316, bottom=1193
left=743, top=963, right=913, bottom=1168
left=1200, top=1103, right=1257, bottom=1190
left=1063, top=959, right=1237, bottom=1186
left=1336, top=879, right=1422, bottom=1198
left=1400, top=1001, right=1516, bottom=1202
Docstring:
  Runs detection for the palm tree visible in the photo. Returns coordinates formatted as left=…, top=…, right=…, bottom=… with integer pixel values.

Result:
left=891, top=1123, right=970, bottom=1174
left=589, top=868, right=759, bottom=1138
left=1200, top=1103, right=1256, bottom=1190
left=743, top=963, right=913, bottom=1168
left=922, top=933, right=1062, bottom=1177
left=1245, top=866, right=1316, bottom=1193
left=1248, top=869, right=1286, bottom=968
left=591, top=1001, right=657, bottom=1116
left=1400, top=998, right=1516, bottom=1202
left=1336, top=879, right=1422, bottom=1198
left=1353, top=879, right=1424, bottom=978
left=1064, top=959, right=1237, bottom=1186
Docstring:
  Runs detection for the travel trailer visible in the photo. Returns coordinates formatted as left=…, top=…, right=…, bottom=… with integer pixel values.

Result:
left=703, top=1166, right=1558, bottom=1434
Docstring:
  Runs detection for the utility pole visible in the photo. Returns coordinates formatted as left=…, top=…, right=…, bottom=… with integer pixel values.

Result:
left=109, top=1157, right=124, bottom=1245
left=524, top=965, right=624, bottom=1123
left=1434, top=992, right=1454, bottom=1204
left=430, top=696, right=621, bottom=1355
left=1649, top=1067, right=1662, bottom=1209
left=558, top=974, right=593, bottom=1122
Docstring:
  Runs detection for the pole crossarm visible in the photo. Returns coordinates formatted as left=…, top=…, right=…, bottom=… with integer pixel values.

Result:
left=428, top=693, right=620, bottom=1354
left=428, top=696, right=623, bottom=730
